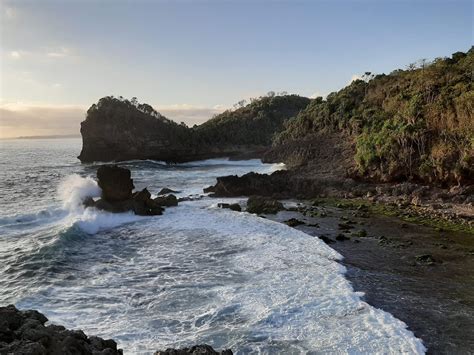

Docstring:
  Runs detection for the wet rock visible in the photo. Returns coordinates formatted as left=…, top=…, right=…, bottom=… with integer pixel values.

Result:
left=336, top=233, right=350, bottom=241
left=246, top=196, right=284, bottom=214
left=217, top=203, right=242, bottom=212
left=284, top=218, right=305, bottom=227
left=338, top=222, right=354, bottom=230
left=87, top=167, right=170, bottom=216
left=0, top=305, right=122, bottom=354
left=415, top=254, right=437, bottom=265
left=319, top=235, right=335, bottom=244
left=155, top=344, right=233, bottom=355
left=353, top=229, right=368, bottom=238
left=158, top=187, right=179, bottom=195
left=97, top=165, right=134, bottom=202
left=154, top=194, right=179, bottom=207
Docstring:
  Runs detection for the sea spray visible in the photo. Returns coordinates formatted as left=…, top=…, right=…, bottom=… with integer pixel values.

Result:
left=58, top=174, right=101, bottom=212
left=57, top=174, right=144, bottom=234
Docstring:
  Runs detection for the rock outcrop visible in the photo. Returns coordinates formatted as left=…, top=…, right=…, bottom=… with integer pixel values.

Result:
left=0, top=305, right=122, bottom=355
left=78, top=95, right=310, bottom=163
left=86, top=165, right=177, bottom=216
left=97, top=165, right=134, bottom=201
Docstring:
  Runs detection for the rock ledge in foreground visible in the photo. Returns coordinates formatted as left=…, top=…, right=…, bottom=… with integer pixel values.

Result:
left=0, top=304, right=122, bottom=355
left=155, top=344, right=233, bottom=355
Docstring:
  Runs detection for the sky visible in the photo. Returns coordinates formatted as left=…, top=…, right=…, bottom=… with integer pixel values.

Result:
left=0, top=0, right=472, bottom=138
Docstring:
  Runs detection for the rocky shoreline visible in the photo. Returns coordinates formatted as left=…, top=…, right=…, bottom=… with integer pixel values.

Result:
left=204, top=169, right=474, bottom=234
left=0, top=305, right=232, bottom=355
left=217, top=195, right=474, bottom=353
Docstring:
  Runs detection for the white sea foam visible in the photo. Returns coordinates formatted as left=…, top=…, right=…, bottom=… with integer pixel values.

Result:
left=2, top=159, right=425, bottom=354
left=57, top=174, right=143, bottom=234
left=22, top=198, right=425, bottom=354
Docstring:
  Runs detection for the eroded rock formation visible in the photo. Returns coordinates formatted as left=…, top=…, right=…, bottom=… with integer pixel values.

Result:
left=86, top=165, right=178, bottom=216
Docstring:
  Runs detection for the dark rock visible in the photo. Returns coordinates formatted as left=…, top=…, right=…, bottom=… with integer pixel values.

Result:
left=319, top=235, right=335, bottom=244
left=97, top=165, right=134, bottom=202
left=415, top=254, right=437, bottom=265
left=204, top=171, right=291, bottom=197
left=0, top=305, right=122, bottom=355
left=154, top=194, right=178, bottom=207
left=284, top=218, right=305, bottom=227
left=353, top=229, right=368, bottom=238
left=85, top=167, right=171, bottom=216
left=246, top=196, right=284, bottom=214
left=336, top=233, right=350, bottom=241
left=83, top=196, right=96, bottom=209
left=217, top=203, right=242, bottom=212
left=158, top=188, right=179, bottom=195
left=338, top=222, right=354, bottom=230
left=155, top=344, right=233, bottom=355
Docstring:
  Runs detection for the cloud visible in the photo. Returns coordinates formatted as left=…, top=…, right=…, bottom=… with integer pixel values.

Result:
left=8, top=50, right=29, bottom=59
left=0, top=103, right=86, bottom=138
left=9, top=51, right=21, bottom=59
left=47, top=47, right=71, bottom=58
left=0, top=102, right=226, bottom=138
left=4, top=6, right=16, bottom=19
left=157, top=104, right=225, bottom=126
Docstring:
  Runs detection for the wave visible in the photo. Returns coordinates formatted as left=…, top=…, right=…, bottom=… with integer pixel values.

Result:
left=0, top=174, right=143, bottom=235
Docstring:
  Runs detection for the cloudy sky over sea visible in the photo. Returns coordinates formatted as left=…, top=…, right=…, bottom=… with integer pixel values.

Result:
left=0, top=0, right=471, bottom=138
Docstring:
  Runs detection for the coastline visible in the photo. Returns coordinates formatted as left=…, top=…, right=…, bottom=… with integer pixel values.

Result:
left=262, top=199, right=474, bottom=353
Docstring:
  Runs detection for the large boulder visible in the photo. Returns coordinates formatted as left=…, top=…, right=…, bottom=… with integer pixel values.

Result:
left=0, top=305, right=122, bottom=354
left=97, top=165, right=134, bottom=201
left=246, top=196, right=284, bottom=214
left=154, top=194, right=178, bottom=207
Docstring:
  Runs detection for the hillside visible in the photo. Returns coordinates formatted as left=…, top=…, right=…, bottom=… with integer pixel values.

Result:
left=78, top=94, right=309, bottom=162
left=270, top=48, right=474, bottom=187
left=195, top=94, right=310, bottom=146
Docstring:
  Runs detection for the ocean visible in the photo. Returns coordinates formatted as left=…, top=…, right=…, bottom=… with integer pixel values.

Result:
left=0, top=138, right=425, bottom=354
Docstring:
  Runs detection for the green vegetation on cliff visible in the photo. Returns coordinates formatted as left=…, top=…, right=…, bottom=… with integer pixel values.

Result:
left=275, top=48, right=473, bottom=186
left=195, top=94, right=310, bottom=146
left=79, top=94, right=309, bottom=162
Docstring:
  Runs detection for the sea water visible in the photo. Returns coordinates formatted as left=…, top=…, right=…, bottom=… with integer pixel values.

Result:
left=0, top=138, right=425, bottom=354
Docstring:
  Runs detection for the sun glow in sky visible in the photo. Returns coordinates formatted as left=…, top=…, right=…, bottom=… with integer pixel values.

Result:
left=0, top=0, right=472, bottom=138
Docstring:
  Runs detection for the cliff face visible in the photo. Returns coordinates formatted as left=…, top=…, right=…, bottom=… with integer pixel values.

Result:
left=78, top=95, right=309, bottom=163
left=78, top=97, right=196, bottom=162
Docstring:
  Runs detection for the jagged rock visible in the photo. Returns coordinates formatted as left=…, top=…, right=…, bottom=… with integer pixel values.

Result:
left=285, top=218, right=305, bottom=227
left=319, top=235, right=335, bottom=244
left=246, top=196, right=284, bottom=214
left=0, top=305, right=122, bottom=355
left=158, top=188, right=179, bottom=195
left=86, top=167, right=168, bottom=216
left=415, top=254, right=437, bottom=265
left=204, top=172, right=289, bottom=197
left=154, top=194, right=178, bottom=207
left=217, top=203, right=242, bottom=212
left=155, top=344, right=233, bottom=355
left=336, top=233, right=350, bottom=241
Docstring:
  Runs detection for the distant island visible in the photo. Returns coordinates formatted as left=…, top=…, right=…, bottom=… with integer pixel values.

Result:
left=3, top=134, right=81, bottom=140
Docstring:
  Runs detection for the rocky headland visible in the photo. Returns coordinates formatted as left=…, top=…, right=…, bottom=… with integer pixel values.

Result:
left=78, top=95, right=310, bottom=163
